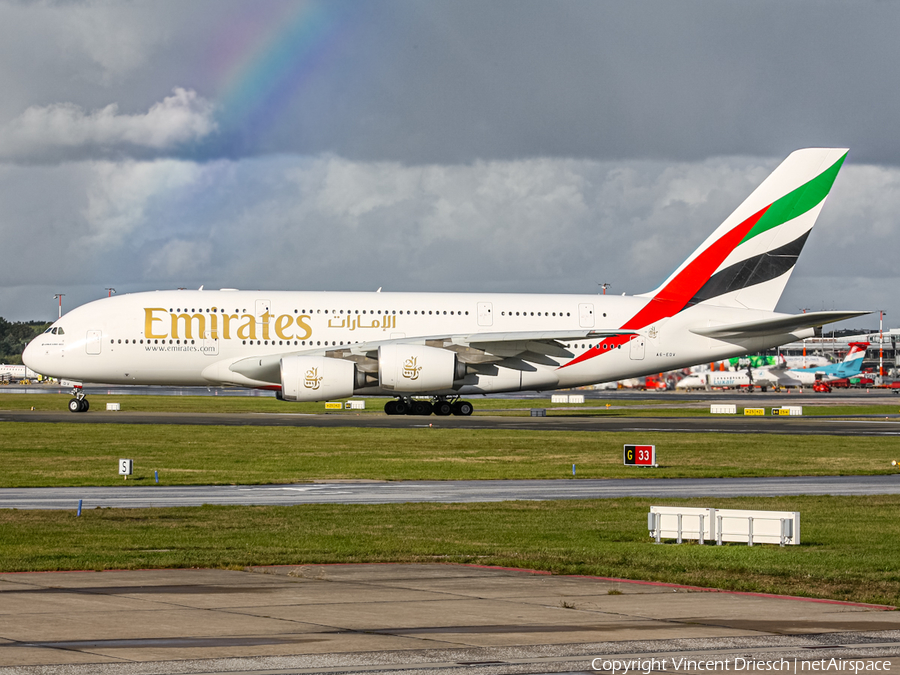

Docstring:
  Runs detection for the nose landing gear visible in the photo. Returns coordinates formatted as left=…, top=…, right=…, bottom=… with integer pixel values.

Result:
left=384, top=396, right=473, bottom=416
left=68, top=386, right=89, bottom=413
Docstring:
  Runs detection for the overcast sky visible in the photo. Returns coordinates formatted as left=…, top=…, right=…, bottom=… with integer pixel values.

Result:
left=1, top=0, right=898, bottom=331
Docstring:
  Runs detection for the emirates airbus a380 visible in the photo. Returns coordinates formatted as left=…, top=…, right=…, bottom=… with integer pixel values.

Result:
left=24, top=148, right=868, bottom=416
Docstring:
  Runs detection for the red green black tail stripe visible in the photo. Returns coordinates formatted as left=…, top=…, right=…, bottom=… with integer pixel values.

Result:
left=561, top=153, right=846, bottom=369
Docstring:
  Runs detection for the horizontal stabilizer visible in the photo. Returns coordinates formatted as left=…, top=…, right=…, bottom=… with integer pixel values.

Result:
left=689, top=310, right=871, bottom=339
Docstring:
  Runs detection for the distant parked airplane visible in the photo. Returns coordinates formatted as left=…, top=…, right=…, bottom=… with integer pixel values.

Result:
left=677, top=342, right=869, bottom=391
left=769, top=342, right=870, bottom=388
left=0, top=364, right=40, bottom=380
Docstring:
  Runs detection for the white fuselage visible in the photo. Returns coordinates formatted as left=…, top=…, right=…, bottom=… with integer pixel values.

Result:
left=23, top=289, right=815, bottom=397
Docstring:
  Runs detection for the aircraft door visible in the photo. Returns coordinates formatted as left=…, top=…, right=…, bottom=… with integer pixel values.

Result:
left=578, top=303, right=594, bottom=328
left=86, top=330, right=102, bottom=355
left=255, top=299, right=271, bottom=333
left=629, top=336, right=645, bottom=360
left=477, top=302, right=493, bottom=327
left=202, top=330, right=219, bottom=356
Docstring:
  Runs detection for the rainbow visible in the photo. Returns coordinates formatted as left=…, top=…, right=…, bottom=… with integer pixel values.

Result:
left=211, top=1, right=345, bottom=143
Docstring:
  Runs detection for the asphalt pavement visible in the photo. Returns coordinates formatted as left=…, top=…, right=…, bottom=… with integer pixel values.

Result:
left=4, top=408, right=900, bottom=435
left=2, top=475, right=899, bottom=510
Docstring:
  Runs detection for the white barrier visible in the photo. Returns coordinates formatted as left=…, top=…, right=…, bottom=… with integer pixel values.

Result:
left=710, top=404, right=737, bottom=414
left=551, top=394, right=586, bottom=404
left=649, top=506, right=799, bottom=546
left=715, top=508, right=799, bottom=546
left=106, top=402, right=120, bottom=411
left=345, top=400, right=366, bottom=410
left=648, top=506, right=716, bottom=544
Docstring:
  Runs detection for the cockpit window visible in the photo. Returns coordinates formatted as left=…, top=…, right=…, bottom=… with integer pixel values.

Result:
left=45, top=326, right=65, bottom=335
left=56, top=327, right=65, bottom=335
left=44, top=326, right=54, bottom=334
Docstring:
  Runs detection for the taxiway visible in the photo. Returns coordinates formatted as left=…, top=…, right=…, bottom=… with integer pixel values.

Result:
left=1, top=475, right=899, bottom=510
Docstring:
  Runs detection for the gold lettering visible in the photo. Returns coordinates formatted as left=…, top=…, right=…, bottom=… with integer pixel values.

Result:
left=260, top=311, right=272, bottom=340
left=275, top=314, right=294, bottom=340
left=171, top=313, right=206, bottom=340
left=295, top=314, right=312, bottom=340
left=144, top=308, right=168, bottom=339
left=143, top=309, right=315, bottom=342
left=221, top=314, right=238, bottom=340
left=237, top=315, right=257, bottom=340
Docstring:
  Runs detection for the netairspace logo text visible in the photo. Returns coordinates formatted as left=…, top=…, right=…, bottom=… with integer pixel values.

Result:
left=591, top=658, right=893, bottom=674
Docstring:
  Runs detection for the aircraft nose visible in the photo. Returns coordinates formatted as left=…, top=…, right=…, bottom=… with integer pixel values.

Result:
left=22, top=337, right=45, bottom=374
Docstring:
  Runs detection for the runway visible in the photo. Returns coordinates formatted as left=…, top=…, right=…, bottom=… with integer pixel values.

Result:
left=4, top=408, right=900, bottom=435
left=3, top=474, right=898, bottom=510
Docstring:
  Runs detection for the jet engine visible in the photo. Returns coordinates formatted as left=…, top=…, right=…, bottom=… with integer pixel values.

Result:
left=280, top=355, right=365, bottom=402
left=378, top=344, right=466, bottom=392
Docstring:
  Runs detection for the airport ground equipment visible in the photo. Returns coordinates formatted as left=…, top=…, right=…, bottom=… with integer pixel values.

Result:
left=710, top=404, right=737, bottom=414
left=649, top=506, right=799, bottom=546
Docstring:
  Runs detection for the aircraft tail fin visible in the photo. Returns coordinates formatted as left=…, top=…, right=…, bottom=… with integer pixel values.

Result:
left=641, top=148, right=848, bottom=313
left=837, top=341, right=869, bottom=376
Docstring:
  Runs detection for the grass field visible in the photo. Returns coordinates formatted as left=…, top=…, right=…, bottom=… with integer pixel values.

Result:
left=3, top=393, right=899, bottom=604
left=2, top=496, right=899, bottom=606
left=1, top=422, right=899, bottom=486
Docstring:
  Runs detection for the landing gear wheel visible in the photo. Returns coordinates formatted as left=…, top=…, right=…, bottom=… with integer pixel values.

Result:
left=433, top=400, right=453, bottom=416
left=68, top=398, right=85, bottom=413
left=393, top=399, right=410, bottom=415
left=81, top=398, right=89, bottom=412
left=413, top=400, right=433, bottom=416
left=384, top=400, right=399, bottom=415
left=452, top=400, right=473, bottom=416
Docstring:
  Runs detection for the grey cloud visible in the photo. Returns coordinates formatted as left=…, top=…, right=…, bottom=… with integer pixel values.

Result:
left=0, top=89, right=216, bottom=163
left=1, top=1, right=899, bottom=165
left=0, top=1, right=895, bottom=334
left=0, top=153, right=893, bottom=330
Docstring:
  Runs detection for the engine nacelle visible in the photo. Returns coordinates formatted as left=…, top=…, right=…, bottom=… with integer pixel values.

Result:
left=280, top=355, right=364, bottom=402
left=378, top=344, right=466, bottom=392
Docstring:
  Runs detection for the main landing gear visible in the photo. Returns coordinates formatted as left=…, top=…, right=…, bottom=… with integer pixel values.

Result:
left=68, top=386, right=89, bottom=413
left=384, top=396, right=474, bottom=416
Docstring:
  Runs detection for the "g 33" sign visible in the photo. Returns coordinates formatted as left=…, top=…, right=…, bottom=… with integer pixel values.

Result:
left=624, top=444, right=656, bottom=467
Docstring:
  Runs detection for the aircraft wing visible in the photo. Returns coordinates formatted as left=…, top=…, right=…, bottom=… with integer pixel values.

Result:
left=689, top=310, right=870, bottom=339
left=226, top=329, right=637, bottom=382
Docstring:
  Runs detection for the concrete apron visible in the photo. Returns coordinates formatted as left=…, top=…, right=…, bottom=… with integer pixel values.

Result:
left=1, top=564, right=899, bottom=675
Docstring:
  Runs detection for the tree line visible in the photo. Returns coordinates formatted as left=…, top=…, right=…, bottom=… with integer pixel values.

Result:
left=0, top=317, right=50, bottom=364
